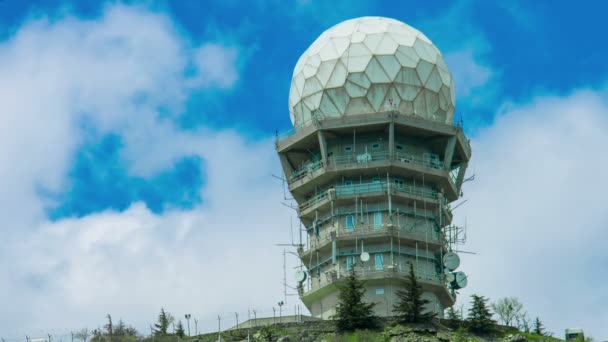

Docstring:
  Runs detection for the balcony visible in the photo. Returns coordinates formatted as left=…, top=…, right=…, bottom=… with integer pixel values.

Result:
left=298, top=181, right=440, bottom=217
left=287, top=150, right=459, bottom=202
left=300, top=265, right=449, bottom=304
left=301, top=224, right=443, bottom=255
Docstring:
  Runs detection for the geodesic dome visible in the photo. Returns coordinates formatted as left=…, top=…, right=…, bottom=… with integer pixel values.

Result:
left=289, top=16, right=455, bottom=129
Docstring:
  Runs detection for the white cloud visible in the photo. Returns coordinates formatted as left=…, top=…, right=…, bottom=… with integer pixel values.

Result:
left=0, top=3, right=298, bottom=338
left=456, top=89, right=608, bottom=338
left=445, top=48, right=493, bottom=99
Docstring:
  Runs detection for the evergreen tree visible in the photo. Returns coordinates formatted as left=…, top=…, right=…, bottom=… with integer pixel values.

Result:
left=445, top=306, right=462, bottom=328
left=175, top=321, right=185, bottom=338
left=154, top=308, right=170, bottom=336
left=467, top=295, right=495, bottom=334
left=114, top=319, right=126, bottom=337
left=533, top=317, right=544, bottom=335
left=393, top=263, right=436, bottom=323
left=330, top=271, right=378, bottom=332
left=104, top=314, right=114, bottom=340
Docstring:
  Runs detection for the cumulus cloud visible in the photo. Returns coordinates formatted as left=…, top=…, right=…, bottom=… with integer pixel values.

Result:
left=445, top=48, right=493, bottom=99
left=456, top=89, right=608, bottom=337
left=0, top=3, right=295, bottom=338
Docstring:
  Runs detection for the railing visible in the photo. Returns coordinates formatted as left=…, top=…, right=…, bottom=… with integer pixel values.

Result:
left=299, top=192, right=328, bottom=212
left=395, top=152, right=444, bottom=170
left=302, top=224, right=442, bottom=253
left=289, top=159, right=323, bottom=183
left=276, top=109, right=466, bottom=144
left=299, top=182, right=439, bottom=213
left=304, top=266, right=442, bottom=294
left=287, top=150, right=446, bottom=186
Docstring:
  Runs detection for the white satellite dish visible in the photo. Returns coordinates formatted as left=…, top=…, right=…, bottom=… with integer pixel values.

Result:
left=443, top=252, right=460, bottom=271
left=360, top=252, right=370, bottom=262
left=295, top=270, right=307, bottom=283
left=451, top=271, right=468, bottom=289
left=445, top=271, right=455, bottom=283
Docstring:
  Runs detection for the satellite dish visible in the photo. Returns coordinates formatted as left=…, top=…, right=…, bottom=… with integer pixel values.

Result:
left=443, top=252, right=460, bottom=271
left=445, top=271, right=455, bottom=283
left=450, top=271, right=468, bottom=289
left=360, top=252, right=370, bottom=262
left=295, top=270, right=307, bottom=283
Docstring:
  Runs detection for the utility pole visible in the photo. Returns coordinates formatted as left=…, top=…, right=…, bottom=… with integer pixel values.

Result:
left=70, top=331, right=73, bottom=342
left=184, top=314, right=191, bottom=336
left=194, top=318, right=198, bottom=336
left=253, top=310, right=257, bottom=327
left=272, top=307, right=276, bottom=324
left=217, top=315, right=221, bottom=342
left=48, top=334, right=52, bottom=342
left=235, top=312, right=239, bottom=329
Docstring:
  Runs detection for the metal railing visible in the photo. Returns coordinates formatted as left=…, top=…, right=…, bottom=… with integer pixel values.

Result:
left=299, top=182, right=439, bottom=213
left=304, top=266, right=442, bottom=294
left=303, top=224, right=441, bottom=253
left=395, top=152, right=444, bottom=170
left=289, top=159, right=323, bottom=183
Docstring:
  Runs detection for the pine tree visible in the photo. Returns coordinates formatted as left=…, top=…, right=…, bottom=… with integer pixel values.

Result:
left=175, top=321, right=185, bottom=338
left=154, top=308, right=170, bottom=336
left=330, top=271, right=378, bottom=332
left=104, top=314, right=114, bottom=340
left=393, top=262, right=437, bottom=323
left=533, top=317, right=544, bottom=335
left=445, top=306, right=462, bottom=328
left=467, top=295, right=495, bottom=334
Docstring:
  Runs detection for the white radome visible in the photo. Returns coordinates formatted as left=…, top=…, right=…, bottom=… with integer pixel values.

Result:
left=289, top=16, right=455, bottom=128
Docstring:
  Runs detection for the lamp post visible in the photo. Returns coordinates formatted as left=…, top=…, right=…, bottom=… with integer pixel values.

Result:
left=184, top=314, right=191, bottom=336
left=277, top=301, right=284, bottom=324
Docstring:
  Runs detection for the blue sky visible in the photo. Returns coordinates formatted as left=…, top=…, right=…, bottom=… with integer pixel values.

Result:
left=0, top=0, right=607, bottom=339
left=1, top=0, right=606, bottom=220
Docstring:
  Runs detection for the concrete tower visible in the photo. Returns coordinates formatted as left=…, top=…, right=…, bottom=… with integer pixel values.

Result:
left=276, top=17, right=471, bottom=319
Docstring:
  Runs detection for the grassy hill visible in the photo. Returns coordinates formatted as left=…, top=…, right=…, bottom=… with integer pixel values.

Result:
left=187, top=319, right=563, bottom=342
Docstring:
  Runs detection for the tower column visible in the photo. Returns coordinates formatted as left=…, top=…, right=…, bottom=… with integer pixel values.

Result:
left=318, top=130, right=328, bottom=167
left=388, top=122, right=395, bottom=159
left=443, top=136, right=456, bottom=171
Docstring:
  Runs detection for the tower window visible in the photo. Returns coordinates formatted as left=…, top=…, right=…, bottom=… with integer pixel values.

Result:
left=372, top=143, right=380, bottom=150
left=375, top=288, right=385, bottom=295
left=394, top=178, right=404, bottom=188
left=344, top=145, right=353, bottom=152
left=373, top=212, right=382, bottom=228
left=374, top=253, right=384, bottom=270
left=395, top=144, right=403, bottom=151
left=345, top=215, right=354, bottom=231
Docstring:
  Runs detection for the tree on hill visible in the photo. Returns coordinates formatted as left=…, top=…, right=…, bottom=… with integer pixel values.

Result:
left=515, top=311, right=531, bottom=333
left=491, top=297, right=523, bottom=327
left=445, top=306, right=462, bottom=328
left=104, top=314, right=114, bottom=339
left=393, top=262, right=436, bottom=323
left=154, top=308, right=171, bottom=336
left=330, top=271, right=378, bottom=332
left=467, top=295, right=495, bottom=334
left=175, top=321, right=185, bottom=338
left=533, top=317, right=544, bottom=335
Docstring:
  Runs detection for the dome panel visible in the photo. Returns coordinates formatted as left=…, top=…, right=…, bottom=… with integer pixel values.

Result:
left=346, top=97, right=374, bottom=114
left=365, top=57, right=390, bottom=83
left=316, top=59, right=338, bottom=87
left=347, top=72, right=371, bottom=89
left=395, top=46, right=419, bottom=68
left=302, top=76, right=323, bottom=97
left=367, top=83, right=390, bottom=111
left=374, top=35, right=399, bottom=55
left=416, top=59, right=434, bottom=84
left=377, top=55, right=401, bottom=80
left=343, top=55, right=373, bottom=72
left=326, top=88, right=350, bottom=114
left=345, top=80, right=368, bottom=97
left=425, top=67, right=443, bottom=92
left=303, top=91, right=323, bottom=110
left=363, top=33, right=384, bottom=52
left=289, top=16, right=455, bottom=128
left=319, top=92, right=340, bottom=116
left=326, top=60, right=348, bottom=88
